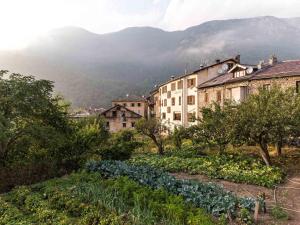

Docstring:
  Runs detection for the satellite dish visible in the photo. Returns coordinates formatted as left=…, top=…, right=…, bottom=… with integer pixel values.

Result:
left=222, top=63, right=229, bottom=71
left=218, top=68, right=224, bottom=74
left=246, top=67, right=254, bottom=74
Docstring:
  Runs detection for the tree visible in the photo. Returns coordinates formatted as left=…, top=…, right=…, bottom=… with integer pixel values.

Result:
left=135, top=118, right=167, bottom=155
left=0, top=71, right=69, bottom=166
left=198, top=102, right=235, bottom=154
left=171, top=126, right=188, bottom=150
left=233, top=86, right=300, bottom=165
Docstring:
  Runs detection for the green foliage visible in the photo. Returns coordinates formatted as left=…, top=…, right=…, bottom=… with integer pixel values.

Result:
left=86, top=160, right=257, bottom=216
left=0, top=71, right=69, bottom=166
left=193, top=102, right=235, bottom=154
left=135, top=118, right=167, bottom=155
left=270, top=205, right=289, bottom=220
left=237, top=208, right=254, bottom=225
left=234, top=86, right=300, bottom=165
left=98, top=129, right=141, bottom=160
left=171, top=126, right=189, bottom=150
left=0, top=172, right=215, bottom=225
left=130, top=154, right=283, bottom=187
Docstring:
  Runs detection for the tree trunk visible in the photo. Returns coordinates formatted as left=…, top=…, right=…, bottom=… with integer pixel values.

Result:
left=150, top=135, right=164, bottom=155
left=259, top=140, right=271, bottom=166
left=276, top=139, right=282, bottom=156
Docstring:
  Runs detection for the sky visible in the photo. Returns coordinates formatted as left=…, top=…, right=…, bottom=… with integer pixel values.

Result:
left=0, top=0, right=300, bottom=50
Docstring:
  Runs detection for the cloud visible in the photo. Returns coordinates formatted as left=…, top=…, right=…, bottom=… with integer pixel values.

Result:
left=161, top=0, right=300, bottom=31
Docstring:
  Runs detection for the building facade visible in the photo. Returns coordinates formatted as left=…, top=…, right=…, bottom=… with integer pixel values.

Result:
left=151, top=57, right=239, bottom=130
left=102, top=95, right=148, bottom=132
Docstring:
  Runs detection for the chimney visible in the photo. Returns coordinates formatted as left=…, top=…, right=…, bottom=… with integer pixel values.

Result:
left=215, top=59, right=221, bottom=64
left=269, top=55, right=278, bottom=65
left=257, top=60, right=265, bottom=69
left=235, top=54, right=241, bottom=63
left=199, top=64, right=204, bottom=69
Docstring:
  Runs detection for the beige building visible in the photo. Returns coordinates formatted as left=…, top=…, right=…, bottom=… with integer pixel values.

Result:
left=197, top=56, right=300, bottom=111
left=102, top=95, right=148, bottom=132
left=150, top=56, right=240, bottom=130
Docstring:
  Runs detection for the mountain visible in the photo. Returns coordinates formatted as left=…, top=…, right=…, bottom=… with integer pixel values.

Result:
left=1, top=16, right=300, bottom=107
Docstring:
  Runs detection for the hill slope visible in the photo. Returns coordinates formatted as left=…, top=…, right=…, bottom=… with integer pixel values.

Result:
left=1, top=16, right=300, bottom=107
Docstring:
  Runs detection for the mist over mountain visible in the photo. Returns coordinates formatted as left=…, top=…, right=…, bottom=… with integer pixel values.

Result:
left=1, top=16, right=300, bottom=107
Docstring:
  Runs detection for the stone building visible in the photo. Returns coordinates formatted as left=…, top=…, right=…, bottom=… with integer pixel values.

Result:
left=197, top=56, right=300, bottom=111
left=101, top=95, right=148, bottom=132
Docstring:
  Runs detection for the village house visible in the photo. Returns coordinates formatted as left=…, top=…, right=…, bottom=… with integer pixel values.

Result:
left=150, top=55, right=300, bottom=131
left=197, top=56, right=300, bottom=110
left=150, top=56, right=240, bottom=130
left=101, top=95, right=148, bottom=132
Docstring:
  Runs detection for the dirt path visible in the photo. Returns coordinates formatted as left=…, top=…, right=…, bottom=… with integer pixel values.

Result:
left=171, top=173, right=300, bottom=225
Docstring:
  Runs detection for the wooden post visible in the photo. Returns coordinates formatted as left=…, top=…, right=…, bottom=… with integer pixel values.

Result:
left=254, top=200, right=260, bottom=223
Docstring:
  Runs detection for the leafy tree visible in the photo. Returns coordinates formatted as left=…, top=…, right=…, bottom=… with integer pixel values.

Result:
left=0, top=71, right=69, bottom=166
left=233, top=86, right=300, bottom=165
left=98, top=129, right=141, bottom=160
left=198, top=102, right=235, bottom=154
left=171, top=126, right=188, bottom=150
left=135, top=118, right=167, bottom=155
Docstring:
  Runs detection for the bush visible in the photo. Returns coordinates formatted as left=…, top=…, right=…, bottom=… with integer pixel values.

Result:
left=86, top=160, right=257, bottom=216
left=270, top=205, right=289, bottom=220
left=130, top=154, right=283, bottom=187
left=98, top=130, right=141, bottom=160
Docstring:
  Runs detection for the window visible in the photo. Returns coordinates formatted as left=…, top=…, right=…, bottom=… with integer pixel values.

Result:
left=177, top=80, right=183, bottom=89
left=102, top=112, right=106, bottom=117
left=161, top=100, right=163, bottom=106
left=171, top=97, right=175, bottom=106
left=123, top=103, right=127, bottom=107
left=188, top=112, right=196, bottom=122
left=112, top=111, right=117, bottom=117
left=173, top=112, right=181, bottom=121
left=171, top=83, right=176, bottom=91
left=106, top=121, right=110, bottom=128
left=122, top=123, right=126, bottom=128
left=187, top=96, right=195, bottom=105
left=263, top=84, right=270, bottom=91
left=164, top=99, right=167, bottom=106
left=162, top=86, right=167, bottom=93
left=167, top=91, right=171, bottom=98
left=131, top=103, right=135, bottom=107
left=137, top=103, right=141, bottom=107
left=162, top=112, right=166, bottom=119
left=187, top=78, right=196, bottom=88
left=179, top=96, right=182, bottom=106
left=167, top=107, right=171, bottom=113
left=131, top=122, right=135, bottom=127
left=204, top=93, right=209, bottom=103
left=216, top=90, right=222, bottom=102
left=297, top=81, right=300, bottom=93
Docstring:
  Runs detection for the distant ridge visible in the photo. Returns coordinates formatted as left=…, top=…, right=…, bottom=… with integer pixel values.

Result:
left=0, top=16, right=300, bottom=107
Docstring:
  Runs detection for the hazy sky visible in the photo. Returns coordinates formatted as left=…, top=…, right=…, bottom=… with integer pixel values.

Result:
left=0, top=0, right=300, bottom=50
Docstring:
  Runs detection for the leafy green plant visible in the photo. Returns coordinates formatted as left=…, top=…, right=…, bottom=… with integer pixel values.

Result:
left=86, top=160, right=257, bottom=216
left=129, top=154, right=283, bottom=187
left=270, top=205, right=289, bottom=220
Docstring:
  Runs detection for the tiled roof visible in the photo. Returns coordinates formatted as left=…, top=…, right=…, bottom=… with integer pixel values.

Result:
left=101, top=104, right=142, bottom=117
left=251, top=60, right=300, bottom=80
left=112, top=95, right=146, bottom=102
left=198, top=60, right=300, bottom=89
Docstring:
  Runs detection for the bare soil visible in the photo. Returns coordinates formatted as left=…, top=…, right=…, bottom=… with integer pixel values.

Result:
left=171, top=173, right=300, bottom=225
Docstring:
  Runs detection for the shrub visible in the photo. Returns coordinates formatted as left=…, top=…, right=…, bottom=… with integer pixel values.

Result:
left=270, top=205, right=289, bottom=220
left=86, top=160, right=258, bottom=216
left=98, top=130, right=141, bottom=160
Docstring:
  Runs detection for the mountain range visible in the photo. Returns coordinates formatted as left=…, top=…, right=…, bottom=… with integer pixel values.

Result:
left=1, top=16, right=300, bottom=107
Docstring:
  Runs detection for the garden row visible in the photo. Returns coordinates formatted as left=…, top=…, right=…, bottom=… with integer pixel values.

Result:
left=0, top=172, right=215, bottom=225
left=130, top=154, right=284, bottom=187
left=86, top=160, right=259, bottom=217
